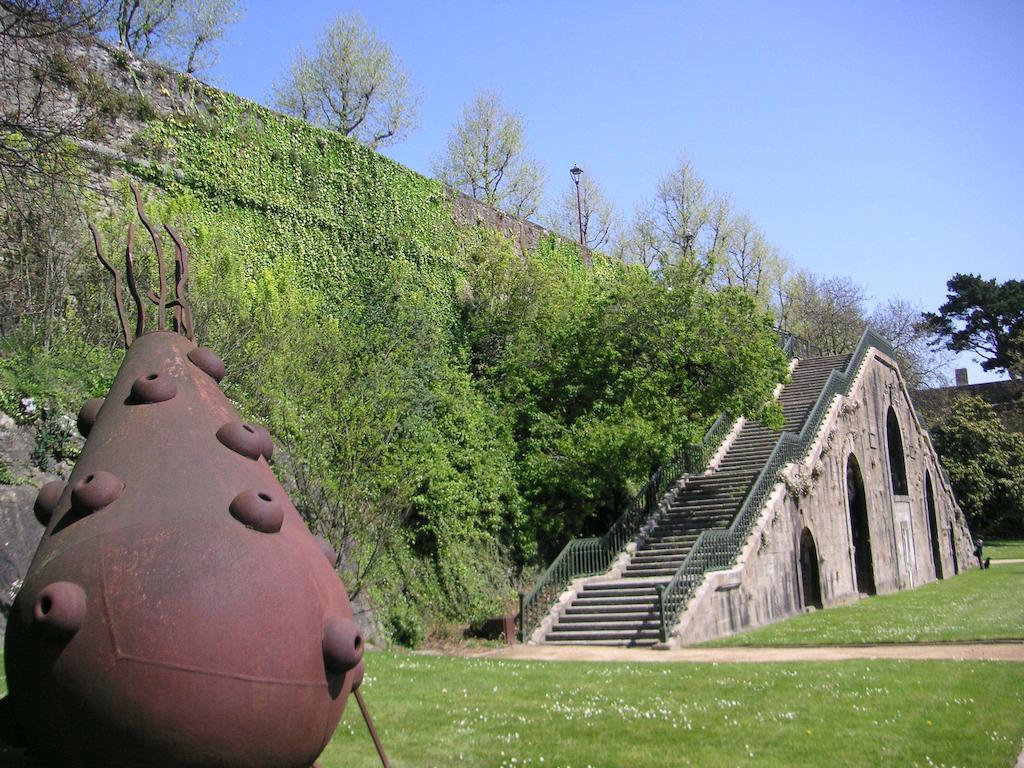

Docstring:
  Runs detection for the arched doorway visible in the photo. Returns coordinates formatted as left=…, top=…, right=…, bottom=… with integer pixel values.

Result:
left=799, top=528, right=823, bottom=609
left=847, top=454, right=876, bottom=595
left=948, top=522, right=959, bottom=574
left=886, top=407, right=909, bottom=496
left=925, top=472, right=943, bottom=579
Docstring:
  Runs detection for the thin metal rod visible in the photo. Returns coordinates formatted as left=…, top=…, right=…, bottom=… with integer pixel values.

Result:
left=165, top=224, right=194, bottom=341
left=354, top=688, right=390, bottom=768
left=89, top=223, right=132, bottom=348
left=124, top=221, right=146, bottom=339
left=131, top=182, right=166, bottom=331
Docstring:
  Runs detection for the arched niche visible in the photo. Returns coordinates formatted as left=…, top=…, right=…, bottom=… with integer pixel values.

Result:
left=847, top=453, right=877, bottom=595
left=948, top=522, right=959, bottom=574
left=886, top=406, right=909, bottom=496
left=925, top=471, right=943, bottom=579
left=799, top=527, right=823, bottom=610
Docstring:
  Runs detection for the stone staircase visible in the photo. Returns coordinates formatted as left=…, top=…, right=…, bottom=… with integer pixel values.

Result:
left=543, top=354, right=851, bottom=646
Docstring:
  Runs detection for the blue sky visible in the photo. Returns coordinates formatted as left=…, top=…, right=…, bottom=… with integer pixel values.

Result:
left=209, top=1, right=1023, bottom=383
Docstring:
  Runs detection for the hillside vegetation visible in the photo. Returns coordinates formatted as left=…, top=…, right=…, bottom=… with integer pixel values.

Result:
left=0, top=46, right=788, bottom=642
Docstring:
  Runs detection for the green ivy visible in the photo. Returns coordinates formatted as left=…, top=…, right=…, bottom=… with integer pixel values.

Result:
left=132, top=85, right=463, bottom=337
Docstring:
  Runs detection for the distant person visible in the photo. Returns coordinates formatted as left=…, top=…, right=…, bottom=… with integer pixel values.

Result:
left=974, top=537, right=984, bottom=567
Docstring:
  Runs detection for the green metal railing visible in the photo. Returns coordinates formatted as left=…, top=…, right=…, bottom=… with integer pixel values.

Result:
left=777, top=330, right=821, bottom=360
left=656, top=328, right=897, bottom=641
left=517, top=413, right=733, bottom=642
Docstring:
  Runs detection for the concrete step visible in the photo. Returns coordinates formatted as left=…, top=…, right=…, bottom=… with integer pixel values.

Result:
left=622, top=566, right=681, bottom=577
left=546, top=628, right=661, bottom=642
left=581, top=581, right=667, bottom=593
left=545, top=637, right=661, bottom=647
left=572, top=595, right=659, bottom=607
left=553, top=619, right=662, bottom=632
left=577, top=586, right=661, bottom=598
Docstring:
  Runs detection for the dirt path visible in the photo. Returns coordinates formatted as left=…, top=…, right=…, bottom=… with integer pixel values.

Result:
left=476, top=641, right=1024, bottom=664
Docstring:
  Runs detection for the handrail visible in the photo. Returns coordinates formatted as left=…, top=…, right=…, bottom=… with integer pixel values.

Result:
left=775, top=329, right=820, bottom=360
left=517, top=412, right=733, bottom=641
left=656, top=328, right=896, bottom=642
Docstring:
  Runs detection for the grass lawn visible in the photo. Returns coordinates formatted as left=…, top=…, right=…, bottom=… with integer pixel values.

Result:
left=986, top=539, right=1024, bottom=560
left=3, top=649, right=1024, bottom=766
left=706, top=562, right=1024, bottom=646
left=322, top=653, right=1024, bottom=768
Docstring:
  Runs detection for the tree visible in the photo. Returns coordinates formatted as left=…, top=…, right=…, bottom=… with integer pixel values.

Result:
left=107, top=0, right=241, bottom=74
left=712, top=213, right=786, bottom=311
left=781, top=271, right=867, bottom=355
left=272, top=12, right=416, bottom=148
left=1, top=2, right=108, bottom=197
left=930, top=395, right=1024, bottom=535
left=433, top=90, right=545, bottom=219
left=869, top=298, right=954, bottom=390
left=549, top=167, right=616, bottom=249
left=460, top=232, right=787, bottom=556
left=923, top=273, right=1024, bottom=380
left=614, top=157, right=731, bottom=278
left=1008, top=331, right=1024, bottom=379
left=1, top=2, right=114, bottom=348
left=612, top=207, right=660, bottom=269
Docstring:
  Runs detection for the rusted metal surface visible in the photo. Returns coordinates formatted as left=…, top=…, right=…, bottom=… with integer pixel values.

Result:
left=3, top=188, right=380, bottom=768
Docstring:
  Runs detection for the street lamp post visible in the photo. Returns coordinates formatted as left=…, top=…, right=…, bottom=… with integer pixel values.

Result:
left=570, top=165, right=584, bottom=246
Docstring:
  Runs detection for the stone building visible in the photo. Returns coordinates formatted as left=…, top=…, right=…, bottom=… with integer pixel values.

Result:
left=672, top=343, right=974, bottom=644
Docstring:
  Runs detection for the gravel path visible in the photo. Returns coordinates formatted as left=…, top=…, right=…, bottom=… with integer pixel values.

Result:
left=478, top=641, right=1024, bottom=664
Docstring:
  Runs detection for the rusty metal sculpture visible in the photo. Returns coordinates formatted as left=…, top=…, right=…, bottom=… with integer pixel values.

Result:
left=1, top=184, right=389, bottom=768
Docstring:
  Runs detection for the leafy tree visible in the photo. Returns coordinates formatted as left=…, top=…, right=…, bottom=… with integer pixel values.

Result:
left=548, top=166, right=617, bottom=249
left=433, top=90, right=545, bottom=219
left=712, top=213, right=785, bottom=312
left=614, top=157, right=730, bottom=278
left=930, top=395, right=1024, bottom=534
left=868, top=298, right=954, bottom=390
left=1008, top=331, right=1024, bottom=379
left=461, top=232, right=787, bottom=556
left=272, top=11, right=417, bottom=148
left=107, top=0, right=241, bottom=74
left=923, top=273, right=1024, bottom=380
left=781, top=271, right=866, bottom=355
left=1, top=1, right=108, bottom=200
left=612, top=206, right=660, bottom=269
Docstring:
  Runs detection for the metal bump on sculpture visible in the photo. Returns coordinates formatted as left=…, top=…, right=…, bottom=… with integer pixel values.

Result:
left=216, top=421, right=265, bottom=460
left=1, top=181, right=389, bottom=768
left=33, top=481, right=65, bottom=527
left=187, top=346, right=225, bottom=382
left=76, top=398, right=104, bottom=437
left=251, top=422, right=274, bottom=461
left=31, top=582, right=86, bottom=641
left=229, top=489, right=284, bottom=533
left=70, top=471, right=123, bottom=514
left=315, top=535, right=340, bottom=568
left=322, top=616, right=364, bottom=675
left=350, top=660, right=365, bottom=691
left=130, top=372, right=176, bottom=404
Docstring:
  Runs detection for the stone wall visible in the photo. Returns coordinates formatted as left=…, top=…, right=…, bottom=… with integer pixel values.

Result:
left=451, top=191, right=589, bottom=261
left=672, top=348, right=976, bottom=645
